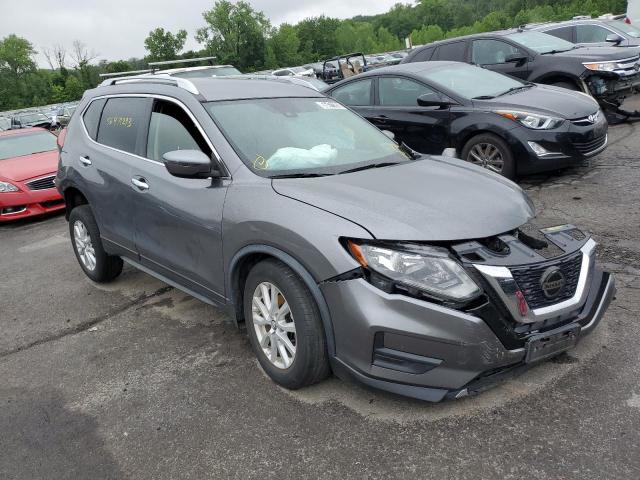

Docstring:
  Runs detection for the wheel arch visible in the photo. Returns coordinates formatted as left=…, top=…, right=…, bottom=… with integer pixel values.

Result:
left=62, top=186, right=89, bottom=220
left=531, top=73, right=584, bottom=92
left=227, top=244, right=336, bottom=357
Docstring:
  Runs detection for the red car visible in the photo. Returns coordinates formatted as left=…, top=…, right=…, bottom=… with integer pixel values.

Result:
left=0, top=127, right=65, bottom=222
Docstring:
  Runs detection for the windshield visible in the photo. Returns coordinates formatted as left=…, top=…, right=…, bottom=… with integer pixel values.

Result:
left=610, top=20, right=640, bottom=37
left=0, top=131, right=57, bottom=160
left=172, top=67, right=242, bottom=78
left=506, top=31, right=575, bottom=53
left=205, top=97, right=409, bottom=177
left=422, top=63, right=525, bottom=99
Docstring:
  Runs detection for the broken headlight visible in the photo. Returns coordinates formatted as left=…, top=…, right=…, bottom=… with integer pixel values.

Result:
left=347, top=240, right=481, bottom=302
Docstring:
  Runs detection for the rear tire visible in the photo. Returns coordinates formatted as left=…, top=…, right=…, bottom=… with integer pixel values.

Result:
left=68, top=205, right=123, bottom=283
left=244, top=259, right=330, bottom=389
left=461, top=133, right=516, bottom=180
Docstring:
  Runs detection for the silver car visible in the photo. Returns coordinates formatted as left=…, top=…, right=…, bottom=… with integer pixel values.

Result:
left=56, top=76, right=615, bottom=401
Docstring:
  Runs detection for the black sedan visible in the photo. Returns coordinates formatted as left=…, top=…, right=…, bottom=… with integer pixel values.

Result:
left=324, top=61, right=608, bottom=178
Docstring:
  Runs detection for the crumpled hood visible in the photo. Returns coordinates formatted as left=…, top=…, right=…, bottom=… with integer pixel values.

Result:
left=272, top=157, right=535, bottom=241
left=0, top=150, right=58, bottom=182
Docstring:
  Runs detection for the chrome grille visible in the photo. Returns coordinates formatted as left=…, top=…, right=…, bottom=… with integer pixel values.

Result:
left=26, top=175, right=56, bottom=190
left=510, top=252, right=583, bottom=310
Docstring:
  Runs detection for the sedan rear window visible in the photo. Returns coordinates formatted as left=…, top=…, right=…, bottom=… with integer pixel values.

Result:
left=0, top=131, right=57, bottom=160
left=205, top=97, right=408, bottom=176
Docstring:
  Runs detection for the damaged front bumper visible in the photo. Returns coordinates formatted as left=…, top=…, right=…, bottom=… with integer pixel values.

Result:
left=583, top=55, right=640, bottom=105
left=322, top=225, right=615, bottom=402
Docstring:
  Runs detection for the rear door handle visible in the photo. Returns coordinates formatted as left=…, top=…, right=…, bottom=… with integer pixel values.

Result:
left=79, top=155, right=92, bottom=166
left=131, top=177, right=149, bottom=191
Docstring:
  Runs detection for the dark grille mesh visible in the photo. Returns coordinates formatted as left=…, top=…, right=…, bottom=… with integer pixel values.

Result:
left=510, top=252, right=582, bottom=309
left=26, top=175, right=55, bottom=190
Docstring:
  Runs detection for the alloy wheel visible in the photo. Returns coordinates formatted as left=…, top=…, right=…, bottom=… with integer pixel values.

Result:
left=73, top=220, right=96, bottom=271
left=467, top=143, right=504, bottom=173
left=251, top=282, right=297, bottom=369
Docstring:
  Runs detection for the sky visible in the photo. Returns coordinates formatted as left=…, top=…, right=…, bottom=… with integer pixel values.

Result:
left=1, top=0, right=412, bottom=67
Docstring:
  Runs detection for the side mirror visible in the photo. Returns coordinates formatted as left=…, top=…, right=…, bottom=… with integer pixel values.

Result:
left=162, top=150, right=217, bottom=179
left=417, top=94, right=451, bottom=108
left=505, top=53, right=528, bottom=66
left=606, top=34, right=623, bottom=45
left=381, top=130, right=395, bottom=140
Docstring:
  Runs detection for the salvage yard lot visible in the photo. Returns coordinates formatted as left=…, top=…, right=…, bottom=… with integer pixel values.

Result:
left=1, top=118, right=640, bottom=479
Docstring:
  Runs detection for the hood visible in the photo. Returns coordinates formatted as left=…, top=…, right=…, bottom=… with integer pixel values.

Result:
left=0, top=150, right=59, bottom=182
left=554, top=45, right=640, bottom=61
left=272, top=157, right=535, bottom=241
left=475, top=84, right=599, bottom=119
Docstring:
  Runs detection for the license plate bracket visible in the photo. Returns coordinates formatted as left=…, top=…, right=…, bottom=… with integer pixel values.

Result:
left=525, top=323, right=581, bottom=363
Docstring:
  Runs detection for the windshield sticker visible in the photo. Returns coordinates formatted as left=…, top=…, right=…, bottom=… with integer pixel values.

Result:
left=315, top=101, right=346, bottom=110
left=253, top=155, right=268, bottom=170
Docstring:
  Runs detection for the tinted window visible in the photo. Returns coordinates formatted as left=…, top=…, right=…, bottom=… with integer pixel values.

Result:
left=434, top=41, right=467, bottom=62
left=472, top=40, right=520, bottom=65
left=146, top=100, right=211, bottom=162
left=411, top=47, right=435, bottom=62
left=379, top=77, right=438, bottom=106
left=331, top=79, right=373, bottom=106
left=97, top=97, right=150, bottom=155
left=544, top=26, right=574, bottom=42
left=82, top=98, right=106, bottom=140
left=576, top=25, right=611, bottom=43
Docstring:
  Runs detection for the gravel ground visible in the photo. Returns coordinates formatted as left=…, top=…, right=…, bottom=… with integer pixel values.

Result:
left=1, top=117, right=639, bottom=479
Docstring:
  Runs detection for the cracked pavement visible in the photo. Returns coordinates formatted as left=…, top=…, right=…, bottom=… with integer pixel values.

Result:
left=1, top=118, right=640, bottom=479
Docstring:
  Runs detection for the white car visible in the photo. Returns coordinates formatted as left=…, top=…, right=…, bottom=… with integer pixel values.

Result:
left=271, top=66, right=314, bottom=78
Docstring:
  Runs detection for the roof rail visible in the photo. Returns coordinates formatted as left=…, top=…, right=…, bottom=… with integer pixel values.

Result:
left=98, top=74, right=199, bottom=95
left=99, top=69, right=154, bottom=78
left=147, top=56, right=217, bottom=68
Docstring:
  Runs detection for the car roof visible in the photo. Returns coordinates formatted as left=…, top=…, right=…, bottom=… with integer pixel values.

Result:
left=354, top=61, right=463, bottom=78
left=0, top=127, right=49, bottom=138
left=528, top=18, right=619, bottom=29
left=95, top=76, right=325, bottom=102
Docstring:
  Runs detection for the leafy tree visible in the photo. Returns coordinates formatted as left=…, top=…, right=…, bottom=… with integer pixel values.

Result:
left=144, top=28, right=187, bottom=62
left=268, top=24, right=301, bottom=67
left=196, top=0, right=270, bottom=70
left=0, top=34, right=36, bottom=75
left=64, top=75, right=83, bottom=100
left=411, top=25, right=445, bottom=45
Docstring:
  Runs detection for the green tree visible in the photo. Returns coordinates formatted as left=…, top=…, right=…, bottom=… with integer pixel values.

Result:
left=411, top=25, right=444, bottom=45
left=0, top=34, right=36, bottom=75
left=64, top=75, right=83, bottom=100
left=196, top=0, right=270, bottom=70
left=268, top=24, right=300, bottom=67
left=144, top=27, right=187, bottom=62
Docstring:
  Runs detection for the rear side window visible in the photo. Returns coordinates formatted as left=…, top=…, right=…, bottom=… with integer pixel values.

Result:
left=146, top=99, right=211, bottom=162
left=331, top=79, right=373, bottom=106
left=82, top=98, right=106, bottom=140
left=433, top=41, right=467, bottom=62
left=411, top=47, right=435, bottom=62
left=544, top=26, right=574, bottom=42
left=97, top=97, right=150, bottom=155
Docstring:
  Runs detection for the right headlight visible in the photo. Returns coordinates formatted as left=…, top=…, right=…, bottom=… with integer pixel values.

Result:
left=495, top=110, right=564, bottom=130
left=347, top=240, right=481, bottom=302
left=0, top=181, right=19, bottom=193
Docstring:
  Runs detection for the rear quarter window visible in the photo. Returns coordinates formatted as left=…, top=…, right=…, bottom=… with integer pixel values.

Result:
left=410, top=47, right=435, bottom=62
left=82, top=98, right=107, bottom=140
left=433, top=41, right=468, bottom=62
left=96, top=97, right=151, bottom=155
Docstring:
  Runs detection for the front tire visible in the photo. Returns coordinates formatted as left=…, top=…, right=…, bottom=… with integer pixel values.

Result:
left=244, top=259, right=329, bottom=389
left=68, top=205, right=123, bottom=283
left=461, top=133, right=516, bottom=179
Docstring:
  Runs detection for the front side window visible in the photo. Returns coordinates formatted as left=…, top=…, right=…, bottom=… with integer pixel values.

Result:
left=331, top=79, right=373, bottom=106
left=146, top=100, right=211, bottom=162
left=576, top=25, right=612, bottom=43
left=97, top=97, right=150, bottom=155
left=378, top=77, right=438, bottom=106
left=0, top=131, right=57, bottom=160
left=472, top=40, right=520, bottom=65
left=505, top=31, right=575, bottom=54
left=205, top=97, right=409, bottom=176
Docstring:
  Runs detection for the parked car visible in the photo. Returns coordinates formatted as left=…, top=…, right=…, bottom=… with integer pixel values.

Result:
left=272, top=66, right=314, bottom=77
left=0, top=128, right=64, bottom=221
left=235, top=74, right=328, bottom=91
left=401, top=29, right=640, bottom=115
left=11, top=112, right=55, bottom=130
left=0, top=117, right=10, bottom=131
left=54, top=105, right=77, bottom=127
left=325, top=61, right=608, bottom=179
left=154, top=65, right=242, bottom=79
left=528, top=17, right=640, bottom=47
left=323, top=53, right=368, bottom=84
left=56, top=75, right=615, bottom=401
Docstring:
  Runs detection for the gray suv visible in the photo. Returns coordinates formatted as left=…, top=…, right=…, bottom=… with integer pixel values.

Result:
left=56, top=75, right=615, bottom=401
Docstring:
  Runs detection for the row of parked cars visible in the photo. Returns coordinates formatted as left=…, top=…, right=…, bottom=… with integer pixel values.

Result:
left=0, top=104, right=78, bottom=133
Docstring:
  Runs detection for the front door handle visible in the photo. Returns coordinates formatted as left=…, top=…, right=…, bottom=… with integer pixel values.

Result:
left=131, top=177, right=149, bottom=191
left=79, top=155, right=92, bottom=166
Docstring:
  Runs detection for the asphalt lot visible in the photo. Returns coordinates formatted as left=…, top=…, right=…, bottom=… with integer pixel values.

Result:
left=2, top=119, right=640, bottom=479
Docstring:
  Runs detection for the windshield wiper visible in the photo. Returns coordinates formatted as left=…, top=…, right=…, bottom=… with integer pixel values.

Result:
left=471, top=95, right=496, bottom=100
left=338, top=161, right=404, bottom=175
left=541, top=48, right=574, bottom=55
left=270, top=172, right=333, bottom=179
left=496, top=85, right=533, bottom=97
left=399, top=142, right=422, bottom=160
